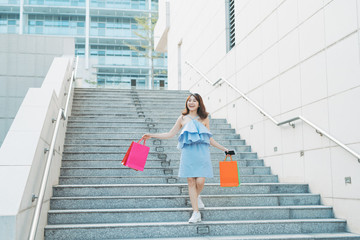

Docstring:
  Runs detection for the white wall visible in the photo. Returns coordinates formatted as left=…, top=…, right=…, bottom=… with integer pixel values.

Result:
left=0, top=34, right=75, bottom=147
left=167, top=0, right=360, bottom=233
left=0, top=56, right=75, bottom=240
left=154, top=0, right=170, bottom=52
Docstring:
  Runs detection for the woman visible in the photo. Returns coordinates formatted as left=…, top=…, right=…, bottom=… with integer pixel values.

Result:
left=142, top=93, right=229, bottom=223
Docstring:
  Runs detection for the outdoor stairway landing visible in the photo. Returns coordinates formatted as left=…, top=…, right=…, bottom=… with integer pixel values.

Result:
left=44, top=88, right=360, bottom=240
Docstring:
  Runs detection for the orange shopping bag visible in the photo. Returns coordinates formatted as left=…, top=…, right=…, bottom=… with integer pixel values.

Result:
left=219, top=155, right=240, bottom=187
left=122, top=138, right=150, bottom=171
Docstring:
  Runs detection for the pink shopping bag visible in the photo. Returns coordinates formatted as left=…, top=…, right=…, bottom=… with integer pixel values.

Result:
left=122, top=138, right=150, bottom=171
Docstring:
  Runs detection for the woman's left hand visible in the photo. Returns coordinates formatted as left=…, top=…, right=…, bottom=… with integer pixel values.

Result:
left=142, top=134, right=152, bottom=140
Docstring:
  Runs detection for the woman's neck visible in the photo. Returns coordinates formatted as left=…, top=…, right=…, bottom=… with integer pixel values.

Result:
left=189, top=110, right=198, bottom=117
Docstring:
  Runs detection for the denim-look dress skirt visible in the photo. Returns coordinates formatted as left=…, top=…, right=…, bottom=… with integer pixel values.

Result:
left=177, top=116, right=213, bottom=178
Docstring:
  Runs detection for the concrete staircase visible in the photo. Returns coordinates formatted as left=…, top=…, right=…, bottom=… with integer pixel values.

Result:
left=44, top=88, right=360, bottom=239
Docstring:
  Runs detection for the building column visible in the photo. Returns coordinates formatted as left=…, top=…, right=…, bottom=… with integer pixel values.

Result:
left=19, top=0, right=24, bottom=34
left=148, top=0, right=152, bottom=89
left=85, top=0, right=90, bottom=69
left=178, top=41, right=182, bottom=90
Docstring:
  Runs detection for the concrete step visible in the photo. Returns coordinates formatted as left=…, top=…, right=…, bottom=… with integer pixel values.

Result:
left=73, top=92, right=189, bottom=96
left=71, top=102, right=186, bottom=107
left=66, top=117, right=225, bottom=122
left=66, top=121, right=231, bottom=129
left=64, top=132, right=241, bottom=140
left=70, top=112, right=143, bottom=117
left=52, top=183, right=309, bottom=197
left=69, top=113, right=185, bottom=118
left=73, top=90, right=189, bottom=95
left=67, top=116, right=228, bottom=124
left=73, top=90, right=189, bottom=96
left=117, top=233, right=360, bottom=240
left=60, top=158, right=263, bottom=168
left=65, top=127, right=236, bottom=134
left=67, top=117, right=228, bottom=123
left=73, top=91, right=189, bottom=96
left=70, top=108, right=185, bottom=114
left=50, top=193, right=320, bottom=210
left=61, top=152, right=256, bottom=160
left=64, top=138, right=246, bottom=146
left=72, top=96, right=189, bottom=100
left=74, top=88, right=189, bottom=92
left=70, top=109, right=184, bottom=114
left=44, top=219, right=347, bottom=239
left=72, top=97, right=188, bottom=102
left=70, top=102, right=185, bottom=108
left=71, top=98, right=187, bottom=102
left=62, top=144, right=250, bottom=153
left=70, top=107, right=185, bottom=112
left=64, top=123, right=229, bottom=130
left=59, top=166, right=270, bottom=177
left=71, top=98, right=185, bottom=102
left=68, top=113, right=179, bottom=118
left=47, top=205, right=334, bottom=224
left=58, top=175, right=278, bottom=185
left=69, top=112, right=151, bottom=117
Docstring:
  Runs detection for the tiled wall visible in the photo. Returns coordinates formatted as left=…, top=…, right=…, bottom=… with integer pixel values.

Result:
left=167, top=0, right=360, bottom=233
left=0, top=34, right=74, bottom=147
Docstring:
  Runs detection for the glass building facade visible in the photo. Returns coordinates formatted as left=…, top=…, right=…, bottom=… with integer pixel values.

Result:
left=0, top=0, right=167, bottom=89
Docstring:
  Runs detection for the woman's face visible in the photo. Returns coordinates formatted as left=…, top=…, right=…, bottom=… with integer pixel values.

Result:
left=187, top=96, right=199, bottom=112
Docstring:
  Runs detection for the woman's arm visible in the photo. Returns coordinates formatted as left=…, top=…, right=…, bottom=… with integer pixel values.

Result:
left=210, top=137, right=228, bottom=152
left=203, top=117, right=229, bottom=152
left=142, top=115, right=183, bottom=140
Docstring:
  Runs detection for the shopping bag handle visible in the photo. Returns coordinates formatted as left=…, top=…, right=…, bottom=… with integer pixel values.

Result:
left=223, top=155, right=233, bottom=161
left=137, top=137, right=147, bottom=145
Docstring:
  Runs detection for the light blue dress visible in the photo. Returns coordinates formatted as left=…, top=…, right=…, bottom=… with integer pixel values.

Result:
left=177, top=115, right=214, bottom=178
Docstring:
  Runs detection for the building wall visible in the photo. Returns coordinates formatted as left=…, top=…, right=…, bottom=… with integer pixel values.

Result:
left=0, top=56, right=75, bottom=240
left=167, top=0, right=360, bottom=233
left=0, top=34, right=74, bottom=147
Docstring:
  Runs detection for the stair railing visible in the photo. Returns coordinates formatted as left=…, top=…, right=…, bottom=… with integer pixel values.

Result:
left=28, top=56, right=79, bottom=240
left=185, top=60, right=360, bottom=164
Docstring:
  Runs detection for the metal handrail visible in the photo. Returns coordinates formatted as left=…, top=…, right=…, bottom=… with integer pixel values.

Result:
left=185, top=60, right=360, bottom=163
left=28, top=56, right=79, bottom=240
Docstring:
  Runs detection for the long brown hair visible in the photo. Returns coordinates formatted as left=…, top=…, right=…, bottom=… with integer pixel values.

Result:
left=182, top=93, right=209, bottom=119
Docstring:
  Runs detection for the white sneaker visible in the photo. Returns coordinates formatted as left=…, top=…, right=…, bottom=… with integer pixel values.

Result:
left=198, top=196, right=205, bottom=209
left=188, top=211, right=201, bottom=223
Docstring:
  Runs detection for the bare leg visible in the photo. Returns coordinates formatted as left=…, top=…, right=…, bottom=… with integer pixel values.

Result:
left=187, top=177, right=198, bottom=211
left=196, top=177, right=205, bottom=196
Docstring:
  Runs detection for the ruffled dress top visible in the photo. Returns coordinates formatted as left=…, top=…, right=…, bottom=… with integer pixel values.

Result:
left=177, top=115, right=214, bottom=178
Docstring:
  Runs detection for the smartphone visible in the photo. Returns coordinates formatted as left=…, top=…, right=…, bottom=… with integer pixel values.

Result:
left=225, top=150, right=235, bottom=155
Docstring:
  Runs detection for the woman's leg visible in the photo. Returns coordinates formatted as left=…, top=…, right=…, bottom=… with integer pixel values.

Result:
left=196, top=177, right=205, bottom=196
left=187, top=177, right=198, bottom=211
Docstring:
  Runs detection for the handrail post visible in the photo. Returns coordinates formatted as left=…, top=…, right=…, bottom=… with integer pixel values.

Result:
left=63, top=71, right=75, bottom=119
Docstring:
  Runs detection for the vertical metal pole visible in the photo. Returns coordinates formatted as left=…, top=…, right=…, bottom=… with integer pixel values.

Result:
left=19, top=0, right=24, bottom=34
left=148, top=0, right=152, bottom=89
left=178, top=42, right=182, bottom=90
left=85, top=0, right=90, bottom=69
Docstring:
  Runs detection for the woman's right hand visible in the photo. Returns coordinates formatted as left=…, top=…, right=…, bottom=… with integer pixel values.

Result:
left=142, top=134, right=152, bottom=140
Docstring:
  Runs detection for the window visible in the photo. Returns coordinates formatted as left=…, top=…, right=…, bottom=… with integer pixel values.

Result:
left=8, top=20, right=16, bottom=25
left=226, top=0, right=235, bottom=52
